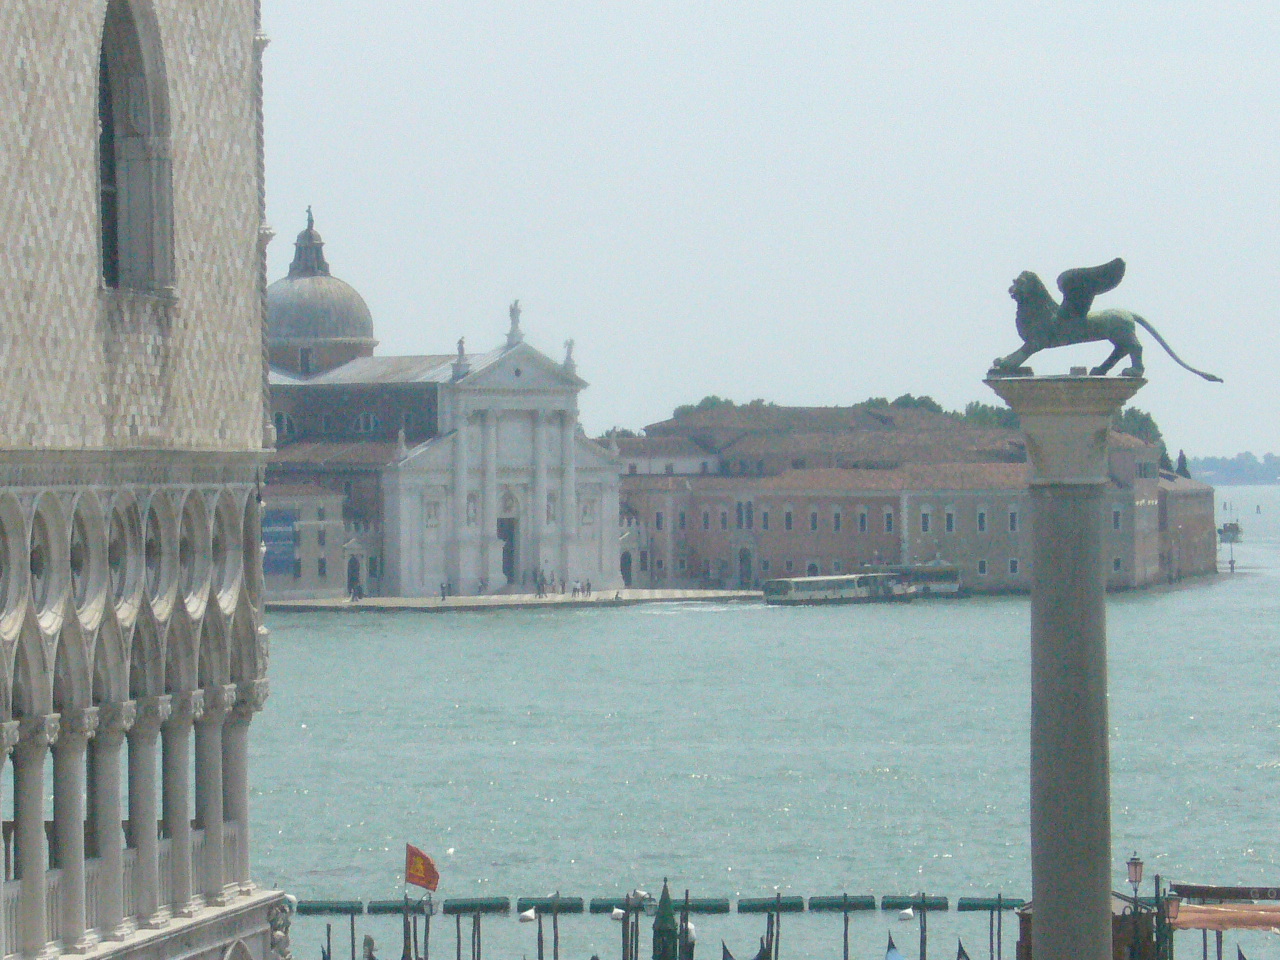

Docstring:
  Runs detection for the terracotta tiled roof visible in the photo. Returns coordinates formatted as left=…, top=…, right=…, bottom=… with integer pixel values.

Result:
left=1108, top=431, right=1156, bottom=449
left=262, top=483, right=339, bottom=498
left=269, top=441, right=398, bottom=467
left=616, top=436, right=712, bottom=458
left=624, top=463, right=1031, bottom=494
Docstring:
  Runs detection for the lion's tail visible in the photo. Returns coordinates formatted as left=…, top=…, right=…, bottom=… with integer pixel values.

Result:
left=1131, top=314, right=1223, bottom=383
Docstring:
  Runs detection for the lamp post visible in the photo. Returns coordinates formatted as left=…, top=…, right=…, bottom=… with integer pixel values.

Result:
left=1127, top=854, right=1144, bottom=960
left=1154, top=878, right=1180, bottom=960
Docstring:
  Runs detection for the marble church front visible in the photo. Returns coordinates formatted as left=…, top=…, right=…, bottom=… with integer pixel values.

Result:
left=264, top=219, right=620, bottom=598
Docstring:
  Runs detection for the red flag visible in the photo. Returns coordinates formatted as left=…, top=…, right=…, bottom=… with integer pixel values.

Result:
left=405, top=844, right=439, bottom=891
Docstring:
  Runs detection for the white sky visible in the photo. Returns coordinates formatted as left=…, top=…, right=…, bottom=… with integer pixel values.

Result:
left=262, top=0, right=1278, bottom=456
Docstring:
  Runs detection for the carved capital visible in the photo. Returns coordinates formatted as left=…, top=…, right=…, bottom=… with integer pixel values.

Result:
left=0, top=720, right=20, bottom=756
left=98, top=700, right=137, bottom=739
left=132, top=695, right=172, bottom=735
left=234, top=679, right=269, bottom=719
left=168, top=690, right=205, bottom=725
left=18, top=714, right=60, bottom=750
left=60, top=707, right=100, bottom=744
left=200, top=683, right=240, bottom=722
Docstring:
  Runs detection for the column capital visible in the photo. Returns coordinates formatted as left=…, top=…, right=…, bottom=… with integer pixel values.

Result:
left=234, top=679, right=270, bottom=718
left=98, top=700, right=137, bottom=739
left=132, top=695, right=172, bottom=734
left=0, top=719, right=20, bottom=756
left=985, top=375, right=1145, bottom=485
left=18, top=713, right=60, bottom=750
left=200, top=683, right=239, bottom=721
left=168, top=690, right=205, bottom=725
left=60, top=706, right=99, bottom=745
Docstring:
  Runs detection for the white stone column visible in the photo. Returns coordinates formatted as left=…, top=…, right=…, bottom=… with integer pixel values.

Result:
left=532, top=411, right=547, bottom=578
left=482, top=408, right=498, bottom=587
left=54, top=707, right=99, bottom=952
left=987, top=375, right=1144, bottom=960
left=93, top=701, right=136, bottom=940
left=450, top=404, right=470, bottom=587
left=14, top=714, right=59, bottom=958
left=128, top=696, right=171, bottom=928
left=195, top=685, right=235, bottom=904
left=223, top=680, right=268, bottom=894
left=0, top=720, right=21, bottom=960
left=559, top=412, right=578, bottom=581
left=162, top=691, right=203, bottom=916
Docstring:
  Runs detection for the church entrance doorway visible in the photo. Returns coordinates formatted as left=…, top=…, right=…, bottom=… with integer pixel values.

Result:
left=738, top=548, right=752, bottom=588
left=346, top=556, right=362, bottom=594
left=497, top=518, right=518, bottom=584
left=620, top=551, right=633, bottom=587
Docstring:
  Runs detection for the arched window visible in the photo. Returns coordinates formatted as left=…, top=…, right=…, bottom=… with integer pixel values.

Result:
left=98, top=0, right=173, bottom=290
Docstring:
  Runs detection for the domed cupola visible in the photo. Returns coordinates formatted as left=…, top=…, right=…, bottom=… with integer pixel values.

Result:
left=267, top=209, right=377, bottom=376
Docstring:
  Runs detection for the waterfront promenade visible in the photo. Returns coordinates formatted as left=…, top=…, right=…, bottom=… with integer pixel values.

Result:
left=267, top=587, right=760, bottom=613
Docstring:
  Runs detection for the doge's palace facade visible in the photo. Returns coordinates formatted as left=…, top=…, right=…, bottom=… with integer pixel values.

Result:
left=0, top=3, right=279, bottom=960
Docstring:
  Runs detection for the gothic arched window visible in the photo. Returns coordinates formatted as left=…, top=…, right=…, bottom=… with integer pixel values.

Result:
left=98, top=0, right=173, bottom=290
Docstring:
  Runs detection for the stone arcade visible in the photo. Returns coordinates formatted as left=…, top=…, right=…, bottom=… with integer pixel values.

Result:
left=1, top=2, right=279, bottom=960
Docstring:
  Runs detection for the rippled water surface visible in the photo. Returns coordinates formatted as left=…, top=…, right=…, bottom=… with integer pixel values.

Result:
left=254, top=486, right=1280, bottom=959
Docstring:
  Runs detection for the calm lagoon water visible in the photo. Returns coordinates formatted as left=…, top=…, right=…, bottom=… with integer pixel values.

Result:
left=254, top=486, right=1280, bottom=960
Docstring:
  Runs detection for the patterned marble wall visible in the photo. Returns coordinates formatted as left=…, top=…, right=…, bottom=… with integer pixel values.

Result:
left=0, top=0, right=266, bottom=452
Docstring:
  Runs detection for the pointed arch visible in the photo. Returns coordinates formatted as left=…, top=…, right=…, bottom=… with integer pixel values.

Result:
left=11, top=615, right=51, bottom=719
left=52, top=619, right=93, bottom=713
left=197, top=604, right=229, bottom=689
left=93, top=614, right=129, bottom=705
left=228, top=591, right=263, bottom=685
left=97, top=0, right=174, bottom=289
left=163, top=607, right=197, bottom=694
left=128, top=603, right=165, bottom=700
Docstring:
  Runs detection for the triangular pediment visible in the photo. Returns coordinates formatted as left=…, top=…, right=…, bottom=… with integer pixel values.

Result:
left=459, top=342, right=586, bottom=392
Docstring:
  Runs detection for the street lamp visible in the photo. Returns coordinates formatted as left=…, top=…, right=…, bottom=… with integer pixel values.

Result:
left=1127, top=854, right=1144, bottom=960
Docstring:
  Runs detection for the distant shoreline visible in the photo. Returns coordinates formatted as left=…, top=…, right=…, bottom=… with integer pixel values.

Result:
left=266, top=588, right=760, bottom=614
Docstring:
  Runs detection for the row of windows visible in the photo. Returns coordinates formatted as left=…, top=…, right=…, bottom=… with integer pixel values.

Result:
left=291, top=556, right=381, bottom=579
left=650, top=506, right=1131, bottom=537
left=274, top=411, right=420, bottom=437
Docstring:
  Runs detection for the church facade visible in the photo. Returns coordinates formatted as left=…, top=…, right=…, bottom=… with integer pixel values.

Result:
left=264, top=219, right=620, bottom=597
left=1, top=3, right=279, bottom=960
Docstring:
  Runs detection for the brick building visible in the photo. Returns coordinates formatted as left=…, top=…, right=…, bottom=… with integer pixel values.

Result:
left=618, top=404, right=1216, bottom=592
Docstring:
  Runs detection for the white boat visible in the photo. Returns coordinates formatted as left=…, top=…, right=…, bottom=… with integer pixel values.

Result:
left=762, top=573, right=911, bottom=605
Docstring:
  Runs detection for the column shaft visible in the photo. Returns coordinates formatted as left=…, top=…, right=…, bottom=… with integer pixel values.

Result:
left=482, top=409, right=498, bottom=586
left=559, top=412, right=577, bottom=580
left=54, top=709, right=98, bottom=952
left=1029, top=484, right=1111, bottom=960
left=532, top=412, right=546, bottom=576
left=92, top=702, right=135, bottom=940
left=221, top=714, right=251, bottom=890
left=128, top=696, right=171, bottom=928
left=450, top=407, right=470, bottom=587
left=195, top=685, right=234, bottom=904
left=14, top=716, right=58, bottom=958
left=162, top=692, right=202, bottom=916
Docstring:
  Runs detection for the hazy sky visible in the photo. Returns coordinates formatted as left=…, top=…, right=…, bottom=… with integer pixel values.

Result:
left=262, top=1, right=1277, bottom=456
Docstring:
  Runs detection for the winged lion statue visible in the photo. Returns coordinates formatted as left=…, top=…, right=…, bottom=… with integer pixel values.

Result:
left=989, top=258, right=1221, bottom=382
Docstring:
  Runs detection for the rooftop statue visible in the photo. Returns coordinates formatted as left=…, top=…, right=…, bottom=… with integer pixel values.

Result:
left=989, top=258, right=1221, bottom=382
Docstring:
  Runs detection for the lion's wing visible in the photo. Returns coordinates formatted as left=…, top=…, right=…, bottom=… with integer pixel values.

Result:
left=1056, top=258, right=1126, bottom=318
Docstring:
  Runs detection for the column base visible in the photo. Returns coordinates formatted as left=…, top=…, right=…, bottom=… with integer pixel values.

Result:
left=237, top=880, right=257, bottom=897
left=141, top=907, right=172, bottom=929
left=175, top=897, right=200, bottom=918
left=64, top=930, right=102, bottom=954
left=35, top=941, right=61, bottom=960
left=104, top=917, right=137, bottom=941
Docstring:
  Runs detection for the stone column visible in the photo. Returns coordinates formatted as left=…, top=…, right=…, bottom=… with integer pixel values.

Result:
left=128, top=695, right=171, bottom=928
left=93, top=701, right=136, bottom=940
left=559, top=411, right=578, bottom=581
left=14, top=714, right=59, bottom=958
left=0, top=720, right=20, bottom=960
left=532, top=411, right=547, bottom=578
left=54, top=707, right=99, bottom=952
left=482, top=408, right=498, bottom=586
left=195, top=684, right=235, bottom=904
left=987, top=375, right=1143, bottom=960
left=162, top=691, right=203, bottom=916
left=223, top=680, right=269, bottom=894
left=450, top=404, right=470, bottom=587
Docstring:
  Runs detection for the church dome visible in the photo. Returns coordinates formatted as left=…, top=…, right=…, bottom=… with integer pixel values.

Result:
left=267, top=210, right=375, bottom=344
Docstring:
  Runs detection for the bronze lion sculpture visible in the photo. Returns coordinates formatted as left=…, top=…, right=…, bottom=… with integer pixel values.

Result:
left=990, top=258, right=1221, bottom=382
